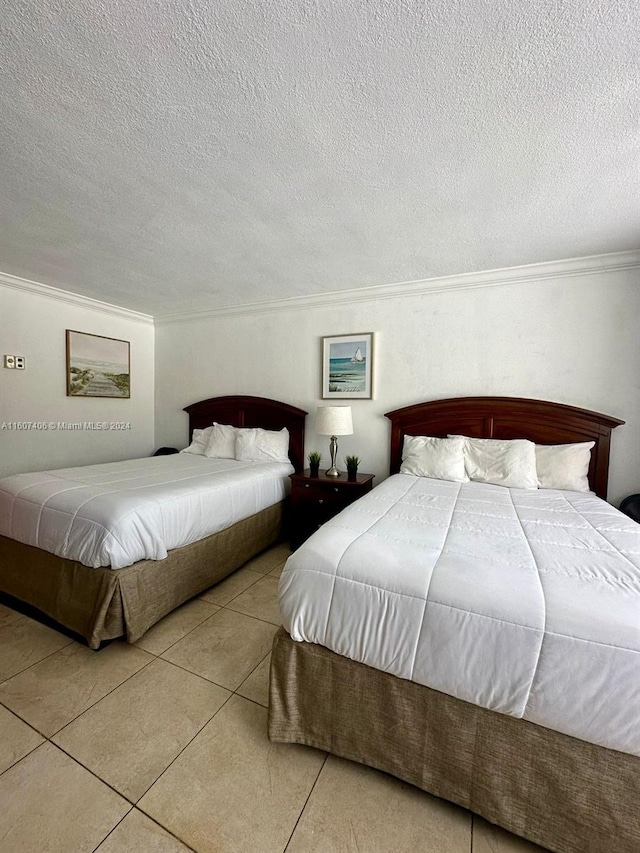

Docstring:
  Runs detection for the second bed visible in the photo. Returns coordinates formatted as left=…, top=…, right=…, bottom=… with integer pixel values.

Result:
left=269, top=396, right=640, bottom=853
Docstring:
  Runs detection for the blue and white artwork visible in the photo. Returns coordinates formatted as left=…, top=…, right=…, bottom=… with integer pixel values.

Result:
left=322, top=333, right=373, bottom=399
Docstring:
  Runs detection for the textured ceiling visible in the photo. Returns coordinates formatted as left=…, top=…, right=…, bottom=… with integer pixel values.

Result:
left=1, top=0, right=639, bottom=316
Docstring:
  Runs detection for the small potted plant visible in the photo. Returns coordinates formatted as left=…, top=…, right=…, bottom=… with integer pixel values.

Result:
left=345, top=454, right=360, bottom=482
left=308, top=451, right=322, bottom=477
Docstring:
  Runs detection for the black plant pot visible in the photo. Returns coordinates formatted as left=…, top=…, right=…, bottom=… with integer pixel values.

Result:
left=309, top=463, right=320, bottom=477
left=347, top=469, right=358, bottom=482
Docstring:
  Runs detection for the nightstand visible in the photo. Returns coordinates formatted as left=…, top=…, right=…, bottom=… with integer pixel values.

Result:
left=289, top=469, right=375, bottom=549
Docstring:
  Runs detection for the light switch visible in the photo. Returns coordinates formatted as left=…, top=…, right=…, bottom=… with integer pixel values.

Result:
left=4, top=355, right=25, bottom=369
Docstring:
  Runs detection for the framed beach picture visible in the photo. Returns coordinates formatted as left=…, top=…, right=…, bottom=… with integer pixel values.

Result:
left=322, top=333, right=374, bottom=399
left=66, top=330, right=130, bottom=398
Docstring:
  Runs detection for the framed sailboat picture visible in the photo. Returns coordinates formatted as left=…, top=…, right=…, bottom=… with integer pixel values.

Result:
left=322, top=333, right=374, bottom=399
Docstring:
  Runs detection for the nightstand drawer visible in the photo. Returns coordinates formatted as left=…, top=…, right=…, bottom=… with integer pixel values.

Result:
left=288, top=469, right=375, bottom=550
left=292, top=481, right=349, bottom=507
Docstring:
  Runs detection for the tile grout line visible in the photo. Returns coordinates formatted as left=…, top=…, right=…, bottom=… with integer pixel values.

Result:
left=89, top=806, right=199, bottom=853
left=0, top=545, right=484, bottom=853
left=0, top=635, right=75, bottom=686
left=156, top=626, right=277, bottom=695
left=1, top=582, right=280, bottom=740
left=0, top=548, right=286, bottom=682
left=52, top=684, right=236, bottom=813
left=135, top=604, right=223, bottom=657
left=76, top=657, right=274, bottom=842
left=283, top=752, right=330, bottom=852
left=199, top=568, right=265, bottom=607
left=134, top=689, right=237, bottom=808
left=0, top=549, right=289, bottom=840
left=0, top=653, right=158, bottom=742
left=46, top=654, right=159, bottom=740
left=137, top=560, right=273, bottom=655
left=48, top=656, right=237, bottom=800
left=150, top=655, right=235, bottom=691
left=222, top=602, right=282, bottom=628
left=25, top=739, right=138, bottom=809
left=235, top=646, right=272, bottom=703
left=0, top=716, right=44, bottom=779
left=90, top=809, right=130, bottom=853
left=1, top=643, right=273, bottom=845
left=204, top=562, right=285, bottom=608
left=133, top=689, right=290, bottom=845
left=0, top=616, right=275, bottom=741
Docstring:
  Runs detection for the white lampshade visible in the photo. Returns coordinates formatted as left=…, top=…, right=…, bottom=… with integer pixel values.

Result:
left=316, top=406, right=353, bottom=436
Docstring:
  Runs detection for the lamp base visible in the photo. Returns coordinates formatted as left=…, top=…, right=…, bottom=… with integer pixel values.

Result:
left=325, top=435, right=340, bottom=477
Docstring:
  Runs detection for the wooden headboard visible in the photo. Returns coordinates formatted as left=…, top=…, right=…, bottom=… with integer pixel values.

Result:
left=183, top=396, right=308, bottom=473
left=385, top=397, right=624, bottom=500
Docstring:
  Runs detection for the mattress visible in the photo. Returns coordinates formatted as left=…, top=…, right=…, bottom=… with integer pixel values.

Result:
left=0, top=454, right=293, bottom=569
left=279, top=474, right=640, bottom=757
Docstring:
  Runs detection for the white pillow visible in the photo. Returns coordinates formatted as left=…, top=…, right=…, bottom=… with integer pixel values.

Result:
left=450, top=435, right=538, bottom=489
left=400, top=435, right=468, bottom=482
left=235, top=427, right=290, bottom=463
left=180, top=426, right=215, bottom=456
left=203, top=423, right=237, bottom=459
left=535, top=442, right=594, bottom=492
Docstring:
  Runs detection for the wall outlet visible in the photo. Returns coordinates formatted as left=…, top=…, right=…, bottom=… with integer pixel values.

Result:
left=4, top=355, right=25, bottom=369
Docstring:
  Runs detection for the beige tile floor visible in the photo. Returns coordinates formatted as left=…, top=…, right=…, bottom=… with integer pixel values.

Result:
left=0, top=542, right=547, bottom=853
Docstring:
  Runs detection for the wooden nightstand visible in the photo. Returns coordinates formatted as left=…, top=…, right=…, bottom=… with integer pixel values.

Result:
left=289, top=469, right=375, bottom=549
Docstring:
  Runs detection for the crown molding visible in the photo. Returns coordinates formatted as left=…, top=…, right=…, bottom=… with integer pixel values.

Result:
left=2, top=250, right=638, bottom=327
left=0, top=270, right=154, bottom=325
left=154, top=249, right=640, bottom=326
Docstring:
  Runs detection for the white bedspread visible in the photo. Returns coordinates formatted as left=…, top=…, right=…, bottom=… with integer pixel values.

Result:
left=280, top=475, right=640, bottom=757
left=0, top=455, right=293, bottom=569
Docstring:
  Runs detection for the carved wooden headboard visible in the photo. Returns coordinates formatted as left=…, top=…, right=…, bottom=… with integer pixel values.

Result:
left=385, top=396, right=624, bottom=499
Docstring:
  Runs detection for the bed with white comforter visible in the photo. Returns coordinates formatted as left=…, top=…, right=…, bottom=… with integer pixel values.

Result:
left=0, top=394, right=307, bottom=648
left=0, top=453, right=293, bottom=569
left=280, top=473, right=640, bottom=757
left=272, top=397, right=638, bottom=853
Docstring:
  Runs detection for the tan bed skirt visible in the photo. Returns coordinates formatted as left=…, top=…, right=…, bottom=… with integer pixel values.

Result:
left=0, top=502, right=282, bottom=649
left=268, top=627, right=640, bottom=853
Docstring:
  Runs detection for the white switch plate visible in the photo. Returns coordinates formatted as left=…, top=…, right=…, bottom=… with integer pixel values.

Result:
left=4, top=355, right=25, bottom=369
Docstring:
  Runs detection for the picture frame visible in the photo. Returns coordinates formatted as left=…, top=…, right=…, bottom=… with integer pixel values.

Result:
left=322, top=333, right=374, bottom=399
left=66, top=330, right=131, bottom=398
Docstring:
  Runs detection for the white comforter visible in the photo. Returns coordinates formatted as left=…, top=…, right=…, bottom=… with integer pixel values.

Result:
left=280, top=474, right=640, bottom=757
left=0, top=454, right=293, bottom=569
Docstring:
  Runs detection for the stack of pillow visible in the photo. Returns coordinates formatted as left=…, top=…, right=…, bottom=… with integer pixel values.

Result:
left=400, top=434, right=595, bottom=492
left=181, top=423, right=290, bottom=464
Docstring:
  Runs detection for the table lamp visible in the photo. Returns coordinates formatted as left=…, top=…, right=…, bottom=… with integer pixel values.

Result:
left=316, top=406, right=353, bottom=477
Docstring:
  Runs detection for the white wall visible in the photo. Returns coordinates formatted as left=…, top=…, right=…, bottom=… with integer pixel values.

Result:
left=0, top=279, right=155, bottom=477
left=155, top=263, right=640, bottom=507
